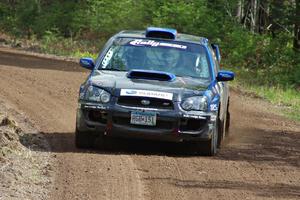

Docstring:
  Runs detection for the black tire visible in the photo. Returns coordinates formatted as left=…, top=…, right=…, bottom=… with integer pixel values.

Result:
left=75, top=128, right=96, bottom=149
left=225, top=100, right=231, bottom=136
left=194, top=119, right=218, bottom=156
left=203, top=120, right=218, bottom=156
left=218, top=99, right=231, bottom=147
left=217, top=117, right=225, bottom=148
left=225, top=112, right=230, bottom=134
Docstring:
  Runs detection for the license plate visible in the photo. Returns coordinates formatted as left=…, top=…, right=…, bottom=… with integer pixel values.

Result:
left=130, top=111, right=156, bottom=126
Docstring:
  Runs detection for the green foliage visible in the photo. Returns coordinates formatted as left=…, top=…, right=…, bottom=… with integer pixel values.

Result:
left=89, top=0, right=144, bottom=33
left=224, top=28, right=299, bottom=89
left=0, top=2, right=17, bottom=35
left=73, top=51, right=97, bottom=60
left=230, top=82, right=300, bottom=121
left=152, top=1, right=222, bottom=39
left=16, top=0, right=40, bottom=37
left=153, top=1, right=202, bottom=33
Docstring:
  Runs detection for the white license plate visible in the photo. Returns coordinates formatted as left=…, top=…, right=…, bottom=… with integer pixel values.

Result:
left=130, top=111, right=156, bottom=126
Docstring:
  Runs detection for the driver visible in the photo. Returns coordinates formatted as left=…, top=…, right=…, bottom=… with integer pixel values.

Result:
left=125, top=47, right=146, bottom=70
left=162, top=48, right=180, bottom=72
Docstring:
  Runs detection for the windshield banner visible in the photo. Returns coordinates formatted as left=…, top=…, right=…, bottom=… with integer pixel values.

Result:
left=129, top=39, right=187, bottom=50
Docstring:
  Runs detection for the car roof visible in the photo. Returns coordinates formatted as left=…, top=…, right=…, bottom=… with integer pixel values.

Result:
left=115, top=30, right=209, bottom=46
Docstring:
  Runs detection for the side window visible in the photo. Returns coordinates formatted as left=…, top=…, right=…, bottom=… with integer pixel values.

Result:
left=214, top=55, right=220, bottom=71
left=209, top=46, right=220, bottom=75
left=195, top=54, right=210, bottom=78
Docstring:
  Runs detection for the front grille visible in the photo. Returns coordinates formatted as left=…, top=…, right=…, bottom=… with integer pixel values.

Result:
left=113, top=116, right=173, bottom=130
left=117, top=96, right=174, bottom=110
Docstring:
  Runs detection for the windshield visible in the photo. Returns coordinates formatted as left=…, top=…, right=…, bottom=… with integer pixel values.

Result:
left=97, top=38, right=211, bottom=79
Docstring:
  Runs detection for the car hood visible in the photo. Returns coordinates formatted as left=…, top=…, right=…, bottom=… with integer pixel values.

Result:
left=89, top=70, right=211, bottom=101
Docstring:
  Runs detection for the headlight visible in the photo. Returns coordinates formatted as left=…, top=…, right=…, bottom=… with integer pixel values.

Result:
left=80, top=85, right=111, bottom=103
left=181, top=96, right=208, bottom=111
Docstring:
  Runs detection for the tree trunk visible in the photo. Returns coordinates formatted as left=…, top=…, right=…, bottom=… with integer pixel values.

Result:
left=241, top=0, right=259, bottom=32
left=257, top=0, right=269, bottom=34
left=250, top=0, right=258, bottom=33
left=294, top=0, right=300, bottom=51
left=236, top=0, right=243, bottom=23
left=270, top=0, right=284, bottom=38
left=241, top=0, right=251, bottom=29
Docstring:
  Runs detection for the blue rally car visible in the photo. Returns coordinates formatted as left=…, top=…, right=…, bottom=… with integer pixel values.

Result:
left=76, top=27, right=234, bottom=155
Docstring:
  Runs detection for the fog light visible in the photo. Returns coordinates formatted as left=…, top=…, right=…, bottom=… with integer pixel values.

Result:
left=100, top=93, right=110, bottom=103
left=210, top=114, right=217, bottom=122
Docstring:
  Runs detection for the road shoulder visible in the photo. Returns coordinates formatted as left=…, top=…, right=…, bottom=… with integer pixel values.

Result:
left=0, top=98, right=55, bottom=200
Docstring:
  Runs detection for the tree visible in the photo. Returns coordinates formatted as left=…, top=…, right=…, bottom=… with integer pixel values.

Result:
left=269, top=0, right=285, bottom=38
left=236, top=0, right=244, bottom=23
left=16, top=0, right=40, bottom=38
left=294, top=0, right=300, bottom=51
left=257, top=0, right=269, bottom=34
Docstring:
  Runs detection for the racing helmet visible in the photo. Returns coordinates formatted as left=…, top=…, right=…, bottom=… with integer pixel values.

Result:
left=125, top=47, right=145, bottom=69
left=162, top=48, right=180, bottom=68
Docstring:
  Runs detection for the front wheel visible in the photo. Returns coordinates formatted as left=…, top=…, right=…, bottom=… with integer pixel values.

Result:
left=194, top=120, right=218, bottom=156
left=203, top=124, right=218, bottom=156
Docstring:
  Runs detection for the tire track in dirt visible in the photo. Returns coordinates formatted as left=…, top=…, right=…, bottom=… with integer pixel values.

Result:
left=165, top=157, right=186, bottom=199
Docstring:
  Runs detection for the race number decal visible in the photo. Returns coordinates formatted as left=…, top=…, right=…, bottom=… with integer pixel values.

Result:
left=210, top=104, right=218, bottom=111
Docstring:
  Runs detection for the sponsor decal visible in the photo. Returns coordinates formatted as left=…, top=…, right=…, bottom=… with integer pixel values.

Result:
left=222, top=73, right=231, bottom=78
left=101, top=49, right=114, bottom=68
left=210, top=104, right=218, bottom=111
left=212, top=87, right=217, bottom=94
left=213, top=85, right=219, bottom=94
left=81, top=60, right=90, bottom=65
left=125, top=90, right=137, bottom=95
left=84, top=104, right=109, bottom=110
left=120, top=89, right=173, bottom=100
left=129, top=39, right=187, bottom=50
left=183, top=114, right=206, bottom=119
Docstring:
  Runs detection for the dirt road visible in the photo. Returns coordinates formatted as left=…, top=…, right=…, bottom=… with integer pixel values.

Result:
left=0, top=47, right=299, bottom=200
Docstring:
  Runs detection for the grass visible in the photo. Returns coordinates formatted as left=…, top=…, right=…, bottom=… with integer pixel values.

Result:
left=72, top=50, right=98, bottom=59
left=230, top=77, right=300, bottom=121
left=40, top=35, right=99, bottom=59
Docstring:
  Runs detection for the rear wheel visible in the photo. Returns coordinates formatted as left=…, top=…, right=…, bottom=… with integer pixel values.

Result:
left=225, top=107, right=231, bottom=136
left=217, top=114, right=226, bottom=148
left=217, top=99, right=231, bottom=147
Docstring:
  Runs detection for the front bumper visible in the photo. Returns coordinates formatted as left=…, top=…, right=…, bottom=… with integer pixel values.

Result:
left=76, top=101, right=217, bottom=142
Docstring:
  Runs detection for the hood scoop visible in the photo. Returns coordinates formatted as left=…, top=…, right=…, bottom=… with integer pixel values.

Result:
left=127, top=69, right=176, bottom=82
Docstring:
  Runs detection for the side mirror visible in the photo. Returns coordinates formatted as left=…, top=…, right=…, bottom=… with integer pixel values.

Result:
left=79, top=57, right=95, bottom=70
left=211, top=44, right=221, bottom=63
left=217, top=70, right=235, bottom=82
